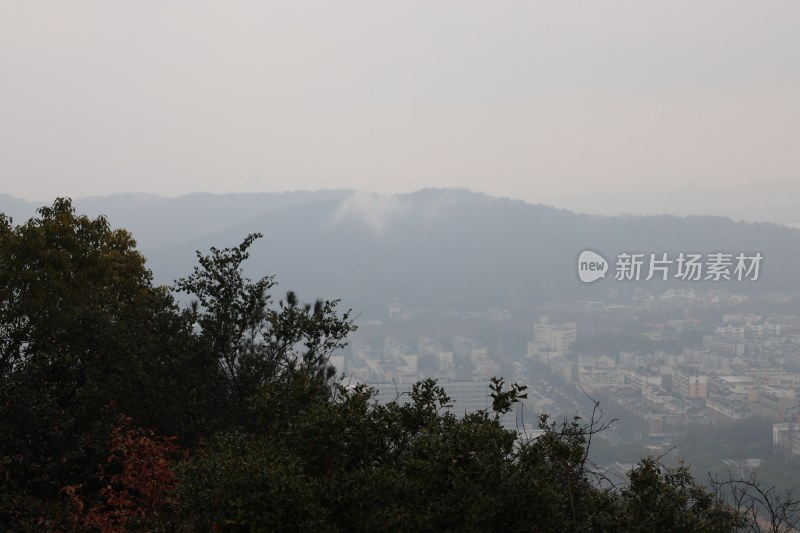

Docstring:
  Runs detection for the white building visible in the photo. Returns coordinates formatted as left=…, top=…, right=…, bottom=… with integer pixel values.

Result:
left=773, top=423, right=800, bottom=458
left=533, top=317, right=577, bottom=357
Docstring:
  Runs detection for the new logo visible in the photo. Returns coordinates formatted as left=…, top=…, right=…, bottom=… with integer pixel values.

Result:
left=577, top=250, right=608, bottom=283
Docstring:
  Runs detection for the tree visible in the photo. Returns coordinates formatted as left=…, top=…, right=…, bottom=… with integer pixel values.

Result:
left=59, top=413, right=182, bottom=533
left=0, top=199, right=203, bottom=529
left=174, top=233, right=355, bottom=429
left=710, top=472, right=800, bottom=533
left=618, top=458, right=742, bottom=532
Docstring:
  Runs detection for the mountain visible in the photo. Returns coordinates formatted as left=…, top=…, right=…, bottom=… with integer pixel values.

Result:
left=545, top=180, right=800, bottom=228
left=3, top=189, right=799, bottom=318
left=0, top=190, right=353, bottom=257
left=0, top=194, right=40, bottom=224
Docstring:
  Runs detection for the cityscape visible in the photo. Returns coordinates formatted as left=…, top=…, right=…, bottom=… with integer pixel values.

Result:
left=335, top=289, right=800, bottom=479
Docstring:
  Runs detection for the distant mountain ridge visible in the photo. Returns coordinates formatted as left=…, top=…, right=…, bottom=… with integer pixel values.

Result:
left=545, top=179, right=800, bottom=228
left=2, top=189, right=799, bottom=318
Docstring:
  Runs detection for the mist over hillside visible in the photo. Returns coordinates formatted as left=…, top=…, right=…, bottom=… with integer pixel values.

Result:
left=3, top=189, right=799, bottom=318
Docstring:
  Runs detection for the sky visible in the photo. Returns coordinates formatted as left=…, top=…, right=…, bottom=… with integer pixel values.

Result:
left=1, top=1, right=798, bottom=204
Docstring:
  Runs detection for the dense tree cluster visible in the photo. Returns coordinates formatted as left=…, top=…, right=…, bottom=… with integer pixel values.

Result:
left=0, top=200, right=793, bottom=531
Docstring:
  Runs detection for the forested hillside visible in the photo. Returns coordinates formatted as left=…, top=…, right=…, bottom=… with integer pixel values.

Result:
left=0, top=200, right=795, bottom=531
left=3, top=190, right=800, bottom=318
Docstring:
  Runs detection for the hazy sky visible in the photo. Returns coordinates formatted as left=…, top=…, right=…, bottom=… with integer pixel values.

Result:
left=1, top=1, right=798, bottom=203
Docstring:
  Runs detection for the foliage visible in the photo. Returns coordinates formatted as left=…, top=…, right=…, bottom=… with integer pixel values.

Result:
left=0, top=199, right=201, bottom=529
left=58, top=413, right=182, bottom=533
left=174, top=233, right=355, bottom=429
left=177, top=378, right=753, bottom=532
left=618, top=458, right=743, bottom=532
left=178, top=379, right=526, bottom=531
left=0, top=199, right=354, bottom=529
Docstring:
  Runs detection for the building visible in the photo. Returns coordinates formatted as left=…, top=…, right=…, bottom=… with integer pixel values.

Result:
left=773, top=423, right=800, bottom=459
left=707, top=396, right=752, bottom=424
left=624, top=369, right=664, bottom=393
left=533, top=317, right=577, bottom=357
left=673, top=367, right=708, bottom=399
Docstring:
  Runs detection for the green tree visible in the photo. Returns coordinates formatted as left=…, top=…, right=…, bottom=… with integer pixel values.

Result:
left=174, top=233, right=355, bottom=429
left=0, top=199, right=205, bottom=528
left=618, top=458, right=742, bottom=532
